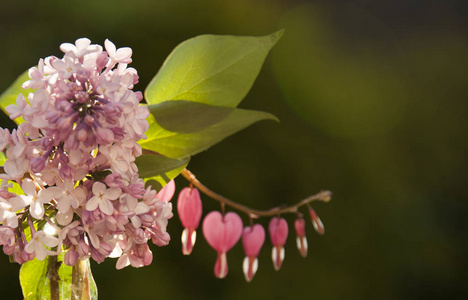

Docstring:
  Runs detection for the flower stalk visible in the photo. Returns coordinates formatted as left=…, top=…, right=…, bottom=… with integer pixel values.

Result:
left=180, top=168, right=331, bottom=218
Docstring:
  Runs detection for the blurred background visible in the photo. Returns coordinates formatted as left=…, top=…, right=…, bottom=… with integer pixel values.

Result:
left=0, top=0, right=466, bottom=298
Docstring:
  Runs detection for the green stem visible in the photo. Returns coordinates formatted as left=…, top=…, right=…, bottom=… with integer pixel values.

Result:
left=72, top=259, right=91, bottom=300
left=47, top=255, right=60, bottom=300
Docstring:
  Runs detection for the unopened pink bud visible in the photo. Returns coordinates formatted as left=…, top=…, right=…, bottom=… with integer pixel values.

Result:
left=242, top=224, right=265, bottom=282
left=177, top=187, right=202, bottom=255
left=309, top=207, right=325, bottom=235
left=269, top=217, right=288, bottom=271
left=202, top=211, right=243, bottom=278
left=294, top=218, right=308, bottom=258
left=64, top=247, right=78, bottom=266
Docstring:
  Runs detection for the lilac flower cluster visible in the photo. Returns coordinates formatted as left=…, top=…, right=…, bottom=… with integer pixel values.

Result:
left=0, top=38, right=174, bottom=269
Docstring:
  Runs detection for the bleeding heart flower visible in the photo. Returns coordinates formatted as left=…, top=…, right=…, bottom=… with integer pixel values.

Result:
left=157, top=180, right=175, bottom=203
left=202, top=211, right=243, bottom=278
left=309, top=207, right=324, bottom=235
left=242, top=224, right=265, bottom=282
left=269, top=217, right=288, bottom=271
left=177, top=187, right=203, bottom=255
left=294, top=217, right=308, bottom=258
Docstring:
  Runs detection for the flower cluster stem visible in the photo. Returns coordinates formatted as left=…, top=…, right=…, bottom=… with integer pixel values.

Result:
left=180, top=169, right=331, bottom=219
left=47, top=255, right=60, bottom=300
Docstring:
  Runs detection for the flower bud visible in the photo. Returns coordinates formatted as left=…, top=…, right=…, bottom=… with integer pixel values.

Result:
left=294, top=217, right=308, bottom=258
left=309, top=207, right=325, bottom=235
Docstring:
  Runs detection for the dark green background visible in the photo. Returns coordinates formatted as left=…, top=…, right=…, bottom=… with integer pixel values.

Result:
left=1, top=0, right=466, bottom=299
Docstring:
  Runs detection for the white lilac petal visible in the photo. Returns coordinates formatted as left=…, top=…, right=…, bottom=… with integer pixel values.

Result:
left=56, top=196, right=71, bottom=213
left=105, top=39, right=116, bottom=57
left=3, top=159, right=28, bottom=180
left=105, top=188, right=121, bottom=201
left=85, top=196, right=100, bottom=211
left=115, top=47, right=132, bottom=63
left=5, top=94, right=27, bottom=120
left=41, top=235, right=59, bottom=248
left=99, top=199, right=114, bottom=215
left=10, top=195, right=31, bottom=210
left=30, top=201, right=45, bottom=219
left=134, top=202, right=150, bottom=215
left=56, top=209, right=73, bottom=226
left=131, top=216, right=142, bottom=228
left=37, top=189, right=54, bottom=204
left=60, top=43, right=77, bottom=54
left=6, top=214, right=18, bottom=228
left=71, top=188, right=86, bottom=207
left=116, top=254, right=130, bottom=270
left=22, top=178, right=37, bottom=196
left=92, top=182, right=106, bottom=195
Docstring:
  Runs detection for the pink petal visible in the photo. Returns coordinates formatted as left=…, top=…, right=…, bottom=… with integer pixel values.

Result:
left=42, top=235, right=59, bottom=248
left=157, top=180, right=175, bottom=202
left=105, top=188, right=121, bottom=200
left=177, top=187, right=202, bottom=229
left=269, top=217, right=288, bottom=247
left=22, top=179, right=37, bottom=196
left=30, top=201, right=45, bottom=219
left=85, top=196, right=99, bottom=211
left=202, top=211, right=243, bottom=252
left=92, top=182, right=106, bottom=195
left=105, top=39, right=116, bottom=57
left=242, top=224, right=265, bottom=257
left=99, top=199, right=114, bottom=215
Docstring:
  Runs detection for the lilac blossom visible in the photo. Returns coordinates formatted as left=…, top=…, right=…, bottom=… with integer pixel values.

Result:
left=0, top=38, right=174, bottom=269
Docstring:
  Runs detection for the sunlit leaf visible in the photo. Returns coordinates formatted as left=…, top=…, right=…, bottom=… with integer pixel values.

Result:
left=0, top=70, right=33, bottom=125
left=148, top=100, right=234, bottom=133
left=135, top=154, right=190, bottom=179
left=0, top=152, right=6, bottom=165
left=140, top=107, right=278, bottom=159
left=145, top=30, right=283, bottom=108
left=20, top=258, right=47, bottom=299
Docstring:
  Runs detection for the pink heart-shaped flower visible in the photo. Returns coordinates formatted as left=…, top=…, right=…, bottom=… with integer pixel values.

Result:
left=242, top=224, right=265, bottom=257
left=177, top=187, right=203, bottom=229
left=269, top=217, right=288, bottom=247
left=202, top=211, right=243, bottom=253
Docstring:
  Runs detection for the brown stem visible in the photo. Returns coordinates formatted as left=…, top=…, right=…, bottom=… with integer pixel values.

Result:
left=180, top=169, right=331, bottom=219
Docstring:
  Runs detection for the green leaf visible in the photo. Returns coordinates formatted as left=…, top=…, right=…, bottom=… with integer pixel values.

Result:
left=20, top=258, right=47, bottom=299
left=0, top=151, right=6, bottom=165
left=0, top=70, right=34, bottom=125
left=145, top=30, right=283, bottom=108
left=135, top=153, right=189, bottom=190
left=148, top=100, right=234, bottom=133
left=140, top=106, right=278, bottom=159
left=135, top=154, right=190, bottom=179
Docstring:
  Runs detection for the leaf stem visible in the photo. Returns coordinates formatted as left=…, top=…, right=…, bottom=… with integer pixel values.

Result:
left=180, top=168, right=331, bottom=219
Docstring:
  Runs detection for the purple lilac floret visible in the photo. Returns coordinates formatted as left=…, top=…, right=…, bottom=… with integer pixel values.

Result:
left=0, top=38, right=173, bottom=269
